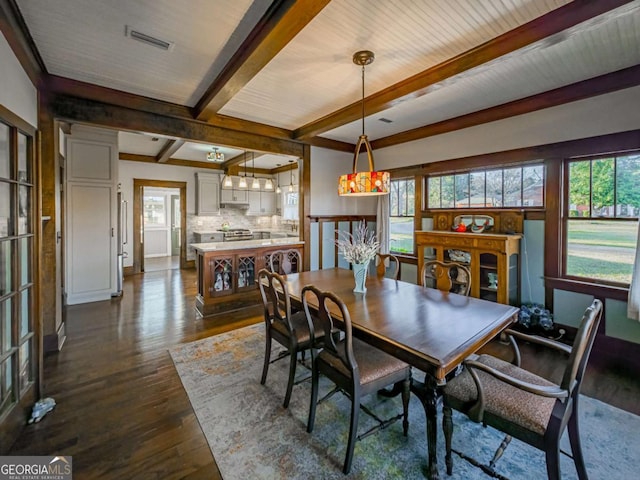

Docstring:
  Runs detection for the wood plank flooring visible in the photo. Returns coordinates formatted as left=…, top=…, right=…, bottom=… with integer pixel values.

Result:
left=8, top=268, right=640, bottom=479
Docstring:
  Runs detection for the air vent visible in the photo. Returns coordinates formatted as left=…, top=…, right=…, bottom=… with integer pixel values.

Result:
left=378, top=117, right=393, bottom=123
left=125, top=26, right=174, bottom=51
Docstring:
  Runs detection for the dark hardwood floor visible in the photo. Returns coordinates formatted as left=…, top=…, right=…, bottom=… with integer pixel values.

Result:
left=8, top=268, right=640, bottom=479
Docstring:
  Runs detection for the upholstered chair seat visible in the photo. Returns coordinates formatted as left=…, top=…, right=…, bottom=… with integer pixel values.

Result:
left=444, top=353, right=557, bottom=435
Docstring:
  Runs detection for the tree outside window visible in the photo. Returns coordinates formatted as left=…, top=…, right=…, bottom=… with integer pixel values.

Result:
left=565, top=153, right=640, bottom=285
left=390, top=178, right=414, bottom=254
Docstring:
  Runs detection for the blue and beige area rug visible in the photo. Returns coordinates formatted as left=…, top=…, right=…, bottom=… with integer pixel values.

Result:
left=169, top=324, right=638, bottom=479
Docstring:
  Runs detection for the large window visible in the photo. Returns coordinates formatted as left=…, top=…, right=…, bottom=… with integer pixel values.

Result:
left=389, top=178, right=414, bottom=254
left=427, top=164, right=544, bottom=209
left=565, top=153, right=640, bottom=285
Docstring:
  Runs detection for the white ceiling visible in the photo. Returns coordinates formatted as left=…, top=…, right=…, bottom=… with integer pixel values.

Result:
left=12, top=0, right=640, bottom=169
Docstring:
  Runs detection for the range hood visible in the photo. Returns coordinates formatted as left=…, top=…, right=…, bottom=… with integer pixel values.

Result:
left=220, top=200, right=249, bottom=208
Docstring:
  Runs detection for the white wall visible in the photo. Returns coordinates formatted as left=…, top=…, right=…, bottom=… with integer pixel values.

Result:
left=310, top=146, right=377, bottom=216
left=0, top=32, right=37, bottom=127
left=374, top=85, right=640, bottom=170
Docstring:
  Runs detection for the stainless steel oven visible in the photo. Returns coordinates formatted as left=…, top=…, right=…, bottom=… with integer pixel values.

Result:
left=220, top=228, right=253, bottom=241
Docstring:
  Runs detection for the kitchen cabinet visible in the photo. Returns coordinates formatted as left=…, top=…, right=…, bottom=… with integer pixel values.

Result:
left=220, top=176, right=249, bottom=205
left=247, top=190, right=276, bottom=215
left=196, top=172, right=220, bottom=215
left=65, top=125, right=118, bottom=305
left=416, top=230, right=521, bottom=305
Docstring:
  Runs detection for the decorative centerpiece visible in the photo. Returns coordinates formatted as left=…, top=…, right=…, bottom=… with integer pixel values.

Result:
left=335, top=221, right=380, bottom=293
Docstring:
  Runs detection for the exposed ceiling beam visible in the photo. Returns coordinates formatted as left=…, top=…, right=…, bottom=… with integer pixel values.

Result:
left=293, top=0, right=635, bottom=140
left=271, top=163, right=298, bottom=174
left=44, top=75, right=302, bottom=142
left=0, top=0, right=46, bottom=86
left=222, top=151, right=250, bottom=169
left=306, top=136, right=354, bottom=153
left=48, top=94, right=305, bottom=157
left=156, top=139, right=185, bottom=163
left=372, top=63, right=640, bottom=150
left=193, top=0, right=331, bottom=120
left=120, top=152, right=224, bottom=170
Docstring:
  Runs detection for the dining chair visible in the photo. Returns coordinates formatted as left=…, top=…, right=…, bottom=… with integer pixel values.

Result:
left=302, top=285, right=411, bottom=474
left=258, top=268, right=324, bottom=408
left=422, top=259, right=471, bottom=296
left=376, top=253, right=399, bottom=280
left=442, top=299, right=603, bottom=479
left=269, top=249, right=301, bottom=275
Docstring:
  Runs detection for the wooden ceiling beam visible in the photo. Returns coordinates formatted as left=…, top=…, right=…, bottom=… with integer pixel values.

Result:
left=156, top=139, right=185, bottom=163
left=49, top=94, right=305, bottom=157
left=293, top=0, right=635, bottom=140
left=120, top=152, right=224, bottom=170
left=193, top=0, right=331, bottom=120
left=372, top=63, right=640, bottom=150
left=0, top=0, right=46, bottom=86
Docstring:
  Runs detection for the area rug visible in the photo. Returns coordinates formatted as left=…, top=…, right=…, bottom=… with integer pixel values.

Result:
left=169, top=324, right=638, bottom=479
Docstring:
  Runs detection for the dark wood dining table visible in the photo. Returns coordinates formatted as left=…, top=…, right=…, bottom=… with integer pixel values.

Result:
left=282, top=267, right=519, bottom=480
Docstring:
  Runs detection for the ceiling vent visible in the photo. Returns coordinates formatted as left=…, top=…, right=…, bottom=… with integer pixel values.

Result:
left=125, top=26, right=174, bottom=51
left=378, top=117, right=393, bottom=124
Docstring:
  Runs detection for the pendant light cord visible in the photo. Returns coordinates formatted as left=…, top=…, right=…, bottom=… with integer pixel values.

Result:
left=361, top=64, right=365, bottom=136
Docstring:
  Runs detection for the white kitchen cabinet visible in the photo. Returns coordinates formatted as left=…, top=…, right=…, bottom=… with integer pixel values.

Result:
left=65, top=125, right=118, bottom=305
left=196, top=172, right=220, bottom=215
left=220, top=176, right=249, bottom=204
left=247, top=190, right=276, bottom=215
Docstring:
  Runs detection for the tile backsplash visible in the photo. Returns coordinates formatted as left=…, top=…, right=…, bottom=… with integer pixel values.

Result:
left=186, top=207, right=297, bottom=260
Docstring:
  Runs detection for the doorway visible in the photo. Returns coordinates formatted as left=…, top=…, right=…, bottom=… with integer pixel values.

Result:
left=133, top=179, right=187, bottom=273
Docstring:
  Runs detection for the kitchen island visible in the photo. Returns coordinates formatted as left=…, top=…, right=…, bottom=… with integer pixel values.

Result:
left=192, top=238, right=304, bottom=317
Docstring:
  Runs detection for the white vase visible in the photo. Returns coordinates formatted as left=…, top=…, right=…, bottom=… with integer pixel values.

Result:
left=352, top=261, right=369, bottom=293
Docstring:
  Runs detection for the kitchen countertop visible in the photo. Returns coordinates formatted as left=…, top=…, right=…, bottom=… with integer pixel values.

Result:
left=191, top=237, right=304, bottom=253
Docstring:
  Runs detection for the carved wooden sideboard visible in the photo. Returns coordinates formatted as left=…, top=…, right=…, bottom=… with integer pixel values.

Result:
left=416, top=230, right=521, bottom=305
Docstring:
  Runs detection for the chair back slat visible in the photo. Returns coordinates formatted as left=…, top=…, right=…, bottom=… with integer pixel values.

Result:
left=269, top=249, right=301, bottom=275
left=422, top=260, right=471, bottom=296
left=561, top=299, right=603, bottom=394
left=258, top=269, right=295, bottom=334
left=376, top=253, right=399, bottom=280
left=302, top=285, right=358, bottom=375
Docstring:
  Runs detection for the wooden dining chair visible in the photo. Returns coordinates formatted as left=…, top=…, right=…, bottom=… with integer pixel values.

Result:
left=302, top=285, right=411, bottom=474
left=376, top=253, right=399, bottom=280
left=422, top=259, right=471, bottom=296
left=442, top=299, right=603, bottom=479
left=269, top=249, right=301, bottom=275
left=258, top=268, right=324, bottom=408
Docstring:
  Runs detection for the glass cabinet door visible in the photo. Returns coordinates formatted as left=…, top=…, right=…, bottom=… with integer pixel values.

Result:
left=479, top=252, right=499, bottom=302
left=237, top=255, right=256, bottom=292
left=209, top=257, right=233, bottom=297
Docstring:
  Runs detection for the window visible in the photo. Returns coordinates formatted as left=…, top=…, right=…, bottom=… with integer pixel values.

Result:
left=282, top=191, right=298, bottom=220
left=427, top=164, right=544, bottom=209
left=565, top=153, right=640, bottom=285
left=143, top=195, right=167, bottom=226
left=389, top=178, right=414, bottom=254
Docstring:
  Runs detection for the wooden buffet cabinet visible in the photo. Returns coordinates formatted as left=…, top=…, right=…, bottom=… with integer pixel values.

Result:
left=193, top=240, right=303, bottom=317
left=416, top=211, right=522, bottom=305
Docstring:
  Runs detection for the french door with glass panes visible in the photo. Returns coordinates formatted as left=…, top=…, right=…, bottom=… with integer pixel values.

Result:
left=0, top=116, right=37, bottom=441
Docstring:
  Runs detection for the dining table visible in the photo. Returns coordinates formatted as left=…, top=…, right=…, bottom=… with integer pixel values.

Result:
left=282, top=267, right=519, bottom=480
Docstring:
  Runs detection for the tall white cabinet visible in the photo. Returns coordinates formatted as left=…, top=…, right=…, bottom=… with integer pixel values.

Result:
left=65, top=125, right=118, bottom=305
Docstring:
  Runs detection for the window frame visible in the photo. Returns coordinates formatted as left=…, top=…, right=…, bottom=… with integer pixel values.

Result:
left=389, top=177, right=415, bottom=255
left=561, top=151, right=640, bottom=288
left=426, top=163, right=545, bottom=210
